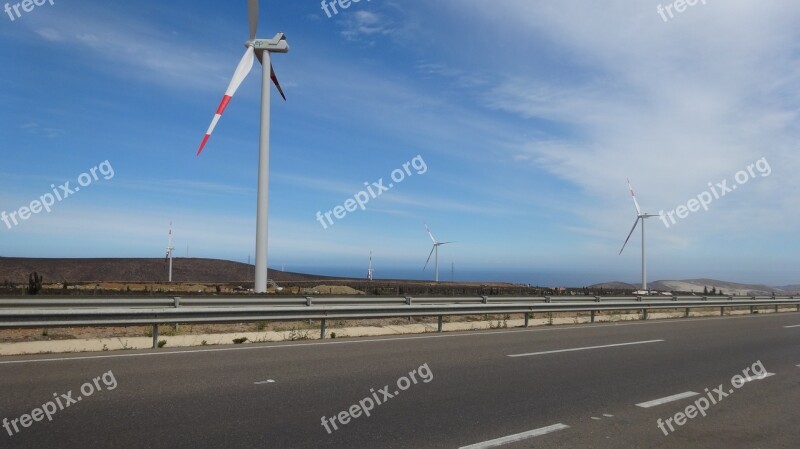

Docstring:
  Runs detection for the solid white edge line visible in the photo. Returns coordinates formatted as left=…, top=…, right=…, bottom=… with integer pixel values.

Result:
left=458, top=423, right=570, bottom=449
left=254, top=379, right=275, bottom=385
left=0, top=312, right=791, bottom=365
left=636, top=391, right=699, bottom=408
left=507, top=339, right=664, bottom=358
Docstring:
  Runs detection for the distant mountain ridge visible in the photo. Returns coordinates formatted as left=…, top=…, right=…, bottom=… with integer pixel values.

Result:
left=0, top=257, right=335, bottom=284
left=591, top=278, right=800, bottom=295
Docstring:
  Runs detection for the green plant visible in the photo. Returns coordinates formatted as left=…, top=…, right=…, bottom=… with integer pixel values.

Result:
left=233, top=337, right=248, bottom=344
left=157, top=340, right=167, bottom=348
left=201, top=340, right=208, bottom=346
left=41, top=328, right=48, bottom=337
left=102, top=344, right=108, bottom=351
left=256, top=321, right=267, bottom=331
left=330, top=332, right=337, bottom=339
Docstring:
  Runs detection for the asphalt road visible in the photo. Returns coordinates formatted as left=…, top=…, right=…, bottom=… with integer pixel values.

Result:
left=0, top=312, right=798, bottom=448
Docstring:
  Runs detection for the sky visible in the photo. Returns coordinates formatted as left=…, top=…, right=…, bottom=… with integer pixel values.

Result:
left=1, top=0, right=799, bottom=286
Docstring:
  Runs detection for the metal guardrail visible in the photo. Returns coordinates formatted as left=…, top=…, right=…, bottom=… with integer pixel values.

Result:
left=1, top=295, right=798, bottom=348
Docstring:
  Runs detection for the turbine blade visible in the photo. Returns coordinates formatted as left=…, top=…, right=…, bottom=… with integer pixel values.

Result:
left=425, top=223, right=436, bottom=244
left=270, top=64, right=287, bottom=101
left=627, top=178, right=642, bottom=216
left=438, top=241, right=456, bottom=245
left=197, top=46, right=256, bottom=155
left=248, top=0, right=259, bottom=41
left=423, top=246, right=435, bottom=270
left=619, top=217, right=640, bottom=255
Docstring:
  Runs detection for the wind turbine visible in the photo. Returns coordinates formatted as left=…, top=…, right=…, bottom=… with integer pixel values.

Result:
left=423, top=224, right=454, bottom=283
left=196, top=0, right=289, bottom=293
left=164, top=222, right=175, bottom=283
left=368, top=251, right=374, bottom=281
left=619, top=179, right=659, bottom=293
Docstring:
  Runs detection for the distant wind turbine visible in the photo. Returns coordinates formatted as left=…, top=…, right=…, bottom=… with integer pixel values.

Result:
left=165, top=222, right=175, bottom=283
left=619, top=179, right=660, bottom=293
left=196, top=0, right=289, bottom=293
left=423, top=224, right=454, bottom=283
left=368, top=251, right=374, bottom=281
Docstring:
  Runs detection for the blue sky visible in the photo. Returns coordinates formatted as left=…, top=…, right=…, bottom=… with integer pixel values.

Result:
left=1, top=0, right=799, bottom=286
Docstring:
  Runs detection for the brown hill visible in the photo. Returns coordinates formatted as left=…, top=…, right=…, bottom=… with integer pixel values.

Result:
left=0, top=257, right=334, bottom=284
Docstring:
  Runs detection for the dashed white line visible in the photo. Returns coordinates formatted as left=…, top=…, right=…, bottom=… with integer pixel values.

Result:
left=459, top=423, right=570, bottom=449
left=739, top=373, right=775, bottom=384
left=254, top=379, right=276, bottom=385
left=784, top=324, right=800, bottom=328
left=636, top=391, right=699, bottom=408
left=507, top=339, right=664, bottom=358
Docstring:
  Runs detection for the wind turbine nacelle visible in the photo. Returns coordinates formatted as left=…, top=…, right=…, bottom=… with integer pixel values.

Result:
left=248, top=33, right=289, bottom=53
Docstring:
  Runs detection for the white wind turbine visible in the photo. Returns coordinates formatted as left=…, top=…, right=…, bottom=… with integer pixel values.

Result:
left=196, top=0, right=289, bottom=293
left=423, top=224, right=454, bottom=283
left=619, top=179, right=660, bottom=293
left=164, top=222, right=175, bottom=283
left=368, top=251, right=374, bottom=281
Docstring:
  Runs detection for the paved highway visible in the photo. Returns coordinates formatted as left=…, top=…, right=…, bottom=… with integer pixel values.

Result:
left=0, top=312, right=798, bottom=448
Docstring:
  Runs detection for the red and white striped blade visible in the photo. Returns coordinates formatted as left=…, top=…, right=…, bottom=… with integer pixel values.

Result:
left=627, top=178, right=642, bottom=215
left=197, top=46, right=256, bottom=155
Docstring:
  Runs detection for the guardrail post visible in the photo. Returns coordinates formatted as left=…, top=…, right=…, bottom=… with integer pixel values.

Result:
left=482, top=296, right=489, bottom=304
left=750, top=305, right=755, bottom=314
left=720, top=306, right=724, bottom=316
left=320, top=319, right=326, bottom=340
left=152, top=324, right=159, bottom=349
left=685, top=308, right=690, bottom=318
left=545, top=296, right=551, bottom=303
left=437, top=316, right=443, bottom=333
left=306, top=296, right=313, bottom=307
left=173, top=297, right=181, bottom=332
left=524, top=313, right=529, bottom=327
left=642, top=309, right=647, bottom=320
left=406, top=297, right=412, bottom=321
left=590, top=310, right=596, bottom=323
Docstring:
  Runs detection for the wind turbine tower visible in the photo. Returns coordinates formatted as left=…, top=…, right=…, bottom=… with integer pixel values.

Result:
left=196, top=0, right=289, bottom=293
left=619, top=179, right=660, bottom=293
left=368, top=251, right=374, bottom=281
left=165, top=222, right=175, bottom=283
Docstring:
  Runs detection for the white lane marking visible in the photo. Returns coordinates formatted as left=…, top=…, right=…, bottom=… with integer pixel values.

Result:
left=0, top=312, right=791, bottom=365
left=602, top=414, right=614, bottom=417
left=636, top=391, right=699, bottom=408
left=254, top=379, right=275, bottom=385
left=591, top=417, right=601, bottom=420
left=458, top=423, right=569, bottom=449
left=783, top=324, right=800, bottom=328
left=507, top=339, right=664, bottom=358
left=740, top=373, right=775, bottom=384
